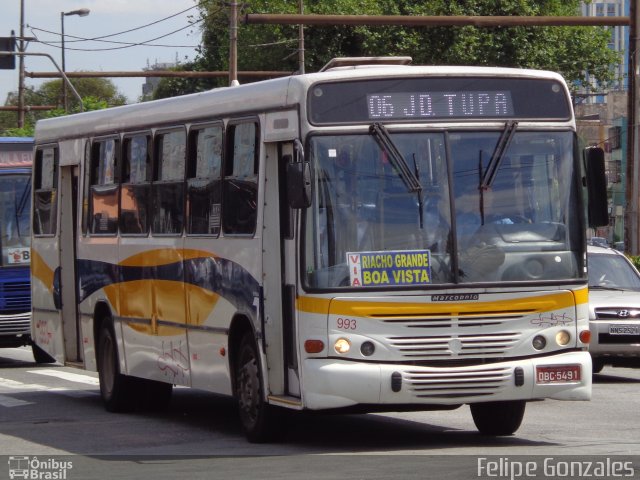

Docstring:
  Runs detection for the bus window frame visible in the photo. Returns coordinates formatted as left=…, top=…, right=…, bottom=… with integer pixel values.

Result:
left=120, top=131, right=153, bottom=237
left=33, top=144, right=59, bottom=238
left=222, top=117, right=260, bottom=237
left=186, top=121, right=224, bottom=238
left=81, top=140, right=91, bottom=236
left=151, top=126, right=187, bottom=237
left=88, top=135, right=121, bottom=237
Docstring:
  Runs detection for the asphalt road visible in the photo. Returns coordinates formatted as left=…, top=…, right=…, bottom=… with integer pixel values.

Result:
left=1, top=346, right=639, bottom=479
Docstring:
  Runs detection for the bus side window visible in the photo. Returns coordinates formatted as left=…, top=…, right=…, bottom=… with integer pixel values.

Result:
left=187, top=124, right=222, bottom=236
left=33, top=147, right=58, bottom=236
left=89, top=138, right=120, bottom=235
left=152, top=129, right=186, bottom=235
left=223, top=121, right=259, bottom=236
left=120, top=134, right=152, bottom=235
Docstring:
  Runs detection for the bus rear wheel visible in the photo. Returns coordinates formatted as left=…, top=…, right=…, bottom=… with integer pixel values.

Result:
left=97, top=321, right=137, bottom=412
left=235, top=332, right=282, bottom=443
left=470, top=400, right=526, bottom=436
left=97, top=321, right=173, bottom=412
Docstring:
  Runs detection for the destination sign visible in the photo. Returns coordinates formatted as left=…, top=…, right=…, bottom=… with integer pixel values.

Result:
left=347, top=249, right=432, bottom=287
left=367, top=91, right=514, bottom=119
left=309, top=77, right=570, bottom=124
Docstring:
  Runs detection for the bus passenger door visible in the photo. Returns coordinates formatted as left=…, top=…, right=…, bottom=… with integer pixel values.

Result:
left=261, top=140, right=300, bottom=399
left=58, top=161, right=80, bottom=364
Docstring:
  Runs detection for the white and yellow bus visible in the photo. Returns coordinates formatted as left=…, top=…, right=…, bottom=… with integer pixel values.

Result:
left=31, top=58, right=608, bottom=442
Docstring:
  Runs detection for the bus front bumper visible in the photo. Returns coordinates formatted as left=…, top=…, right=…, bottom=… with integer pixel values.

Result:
left=300, top=351, right=591, bottom=410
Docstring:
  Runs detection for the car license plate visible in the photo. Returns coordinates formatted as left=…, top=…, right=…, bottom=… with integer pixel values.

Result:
left=536, top=365, right=581, bottom=384
left=609, top=324, right=640, bottom=335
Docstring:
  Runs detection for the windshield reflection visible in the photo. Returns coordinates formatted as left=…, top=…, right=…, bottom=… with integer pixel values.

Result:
left=0, top=174, right=31, bottom=267
left=304, top=131, right=582, bottom=289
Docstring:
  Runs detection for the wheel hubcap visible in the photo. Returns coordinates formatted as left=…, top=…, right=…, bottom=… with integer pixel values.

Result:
left=238, top=355, right=260, bottom=425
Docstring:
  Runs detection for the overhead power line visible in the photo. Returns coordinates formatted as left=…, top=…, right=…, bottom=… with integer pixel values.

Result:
left=26, top=1, right=220, bottom=51
left=29, top=20, right=203, bottom=51
left=25, top=70, right=290, bottom=79
left=61, top=2, right=204, bottom=43
left=244, top=14, right=630, bottom=27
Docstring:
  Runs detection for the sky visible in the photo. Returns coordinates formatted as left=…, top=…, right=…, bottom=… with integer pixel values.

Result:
left=0, top=0, right=202, bottom=104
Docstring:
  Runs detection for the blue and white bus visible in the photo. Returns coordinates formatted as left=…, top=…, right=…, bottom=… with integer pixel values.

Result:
left=0, top=137, right=50, bottom=362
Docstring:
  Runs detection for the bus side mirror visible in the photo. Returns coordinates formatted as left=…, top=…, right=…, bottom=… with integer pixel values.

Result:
left=584, top=147, right=608, bottom=228
left=286, top=161, right=312, bottom=209
left=286, top=139, right=311, bottom=209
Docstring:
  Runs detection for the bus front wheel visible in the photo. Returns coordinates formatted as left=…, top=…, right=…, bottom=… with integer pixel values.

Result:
left=235, top=332, right=282, bottom=443
left=470, top=400, right=526, bottom=436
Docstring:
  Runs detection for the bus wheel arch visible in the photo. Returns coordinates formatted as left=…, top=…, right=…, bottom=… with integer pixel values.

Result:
left=228, top=314, right=282, bottom=443
left=93, top=303, right=172, bottom=412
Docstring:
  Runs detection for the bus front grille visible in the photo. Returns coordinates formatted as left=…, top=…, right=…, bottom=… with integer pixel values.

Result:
left=0, top=280, right=31, bottom=314
left=404, top=366, right=512, bottom=398
left=378, top=310, right=532, bottom=329
left=0, top=312, right=31, bottom=335
left=386, top=332, right=521, bottom=360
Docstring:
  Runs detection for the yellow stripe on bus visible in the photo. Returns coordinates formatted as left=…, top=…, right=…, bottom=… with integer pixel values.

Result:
left=30, top=250, right=55, bottom=292
left=297, top=289, right=588, bottom=317
left=106, top=280, right=221, bottom=332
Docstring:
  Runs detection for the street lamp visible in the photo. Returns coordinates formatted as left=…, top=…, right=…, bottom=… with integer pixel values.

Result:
left=61, top=8, right=90, bottom=112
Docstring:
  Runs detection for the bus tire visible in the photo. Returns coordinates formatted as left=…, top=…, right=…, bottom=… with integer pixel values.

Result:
left=97, top=321, right=136, bottom=412
left=32, top=344, right=56, bottom=364
left=235, top=332, right=282, bottom=443
left=592, top=359, right=604, bottom=374
left=470, top=400, right=526, bottom=436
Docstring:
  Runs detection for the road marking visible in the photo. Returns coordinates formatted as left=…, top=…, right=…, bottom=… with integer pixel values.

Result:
left=0, top=394, right=33, bottom=407
left=0, top=375, right=98, bottom=408
left=27, top=369, right=100, bottom=386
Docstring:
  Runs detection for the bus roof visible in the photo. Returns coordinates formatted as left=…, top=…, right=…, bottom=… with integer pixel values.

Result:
left=34, top=64, right=569, bottom=143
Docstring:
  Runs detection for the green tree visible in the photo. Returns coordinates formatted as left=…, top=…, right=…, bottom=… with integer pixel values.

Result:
left=154, top=0, right=620, bottom=98
left=29, top=77, right=128, bottom=109
left=1, top=77, right=127, bottom=135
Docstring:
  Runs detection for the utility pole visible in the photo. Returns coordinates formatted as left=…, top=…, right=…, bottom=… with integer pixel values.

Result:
left=627, top=1, right=640, bottom=254
left=244, top=14, right=629, bottom=27
left=229, top=2, right=238, bottom=86
left=17, top=0, right=25, bottom=128
left=298, top=0, right=305, bottom=74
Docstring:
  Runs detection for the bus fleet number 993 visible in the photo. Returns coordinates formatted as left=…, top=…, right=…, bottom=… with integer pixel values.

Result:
left=336, top=318, right=357, bottom=330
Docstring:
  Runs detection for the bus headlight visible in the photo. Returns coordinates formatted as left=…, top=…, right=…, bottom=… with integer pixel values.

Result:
left=334, top=338, right=351, bottom=354
left=556, top=330, right=571, bottom=346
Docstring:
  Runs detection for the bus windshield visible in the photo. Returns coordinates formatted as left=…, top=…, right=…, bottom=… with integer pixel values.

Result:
left=304, top=130, right=582, bottom=289
left=0, top=173, right=31, bottom=267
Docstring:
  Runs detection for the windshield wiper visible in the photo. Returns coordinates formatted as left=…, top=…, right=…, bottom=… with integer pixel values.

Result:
left=480, top=121, right=518, bottom=189
left=369, top=123, right=422, bottom=193
left=589, top=285, right=626, bottom=291
left=412, top=154, right=424, bottom=228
